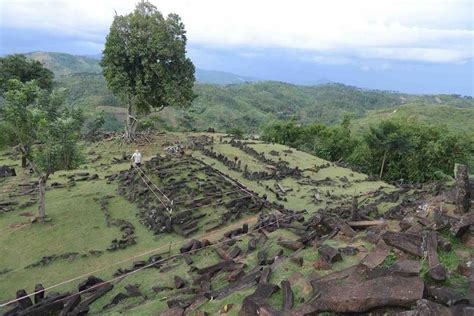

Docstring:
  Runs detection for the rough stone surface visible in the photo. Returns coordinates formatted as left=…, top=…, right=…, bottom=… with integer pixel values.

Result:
left=281, top=280, right=294, bottom=311
left=318, top=245, right=342, bottom=264
left=158, top=306, right=184, bottom=316
left=426, top=285, right=469, bottom=306
left=455, top=164, right=471, bottom=214
left=307, top=275, right=424, bottom=313
left=0, top=165, right=16, bottom=177
left=382, top=231, right=423, bottom=257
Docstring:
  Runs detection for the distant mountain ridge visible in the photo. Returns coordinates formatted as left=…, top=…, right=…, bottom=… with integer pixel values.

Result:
left=21, top=51, right=474, bottom=137
left=25, top=51, right=259, bottom=85
left=195, top=69, right=258, bottom=84
left=25, top=51, right=102, bottom=76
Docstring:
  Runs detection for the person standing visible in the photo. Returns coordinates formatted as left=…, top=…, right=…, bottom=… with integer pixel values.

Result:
left=131, top=149, right=142, bottom=167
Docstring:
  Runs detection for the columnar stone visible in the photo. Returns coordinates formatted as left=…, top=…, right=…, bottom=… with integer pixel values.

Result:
left=34, top=284, right=45, bottom=304
left=281, top=280, right=294, bottom=311
left=16, top=289, right=33, bottom=310
left=351, top=196, right=358, bottom=221
left=455, top=164, right=471, bottom=214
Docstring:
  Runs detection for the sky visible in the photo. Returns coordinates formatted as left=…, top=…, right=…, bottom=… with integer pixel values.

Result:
left=1, top=0, right=473, bottom=95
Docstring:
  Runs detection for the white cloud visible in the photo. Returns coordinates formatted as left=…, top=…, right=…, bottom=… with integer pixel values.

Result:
left=1, top=0, right=473, bottom=63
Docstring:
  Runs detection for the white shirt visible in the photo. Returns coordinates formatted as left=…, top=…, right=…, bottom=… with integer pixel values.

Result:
left=132, top=152, right=142, bottom=164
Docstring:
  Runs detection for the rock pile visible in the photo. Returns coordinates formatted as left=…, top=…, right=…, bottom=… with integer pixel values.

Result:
left=117, top=154, right=269, bottom=237
left=0, top=165, right=16, bottom=177
left=97, top=195, right=136, bottom=251
left=4, top=276, right=113, bottom=316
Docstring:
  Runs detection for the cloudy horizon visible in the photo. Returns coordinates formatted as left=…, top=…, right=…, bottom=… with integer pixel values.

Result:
left=1, top=0, right=473, bottom=95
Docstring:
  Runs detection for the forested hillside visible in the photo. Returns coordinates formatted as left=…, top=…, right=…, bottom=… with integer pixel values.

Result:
left=352, top=104, right=474, bottom=136
left=26, top=51, right=474, bottom=134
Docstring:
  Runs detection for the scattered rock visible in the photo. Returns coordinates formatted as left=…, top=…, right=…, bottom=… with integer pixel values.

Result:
left=426, top=285, right=469, bottom=306
left=305, top=275, right=424, bottom=313
left=318, top=245, right=342, bottom=264
left=281, top=280, right=294, bottom=311
left=0, top=165, right=16, bottom=177
left=455, top=164, right=471, bottom=214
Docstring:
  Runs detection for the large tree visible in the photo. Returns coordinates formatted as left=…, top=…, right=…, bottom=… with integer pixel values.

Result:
left=0, top=54, right=53, bottom=93
left=1, top=79, right=83, bottom=222
left=0, top=54, right=55, bottom=165
left=101, top=0, right=195, bottom=140
left=32, top=109, right=83, bottom=221
left=0, top=79, right=41, bottom=166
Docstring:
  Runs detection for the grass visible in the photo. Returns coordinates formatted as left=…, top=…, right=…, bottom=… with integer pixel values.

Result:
left=417, top=229, right=472, bottom=295
left=0, top=132, right=406, bottom=315
left=194, top=138, right=391, bottom=215
left=382, top=250, right=397, bottom=268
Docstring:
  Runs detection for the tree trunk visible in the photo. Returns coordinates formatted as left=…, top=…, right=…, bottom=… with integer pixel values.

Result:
left=379, top=150, right=388, bottom=179
left=21, top=155, right=27, bottom=168
left=20, top=145, right=29, bottom=168
left=124, top=98, right=138, bottom=141
left=37, top=173, right=49, bottom=223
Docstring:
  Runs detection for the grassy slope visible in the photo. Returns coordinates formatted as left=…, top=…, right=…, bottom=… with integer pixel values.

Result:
left=0, top=133, right=390, bottom=315
left=1, top=133, right=470, bottom=315
left=25, top=52, right=102, bottom=76
left=352, top=103, right=474, bottom=136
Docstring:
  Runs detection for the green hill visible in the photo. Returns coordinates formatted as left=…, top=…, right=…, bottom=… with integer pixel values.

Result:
left=155, top=82, right=474, bottom=133
left=25, top=51, right=102, bottom=76
left=195, top=69, right=258, bottom=84
left=352, top=104, right=474, bottom=136
left=25, top=51, right=258, bottom=85
left=25, top=51, right=474, bottom=134
left=1, top=53, right=473, bottom=316
left=1, top=133, right=471, bottom=315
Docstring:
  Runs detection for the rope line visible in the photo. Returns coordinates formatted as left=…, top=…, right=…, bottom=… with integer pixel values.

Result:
left=175, top=194, right=252, bottom=214
left=0, top=156, right=284, bottom=307
left=134, top=165, right=171, bottom=202
left=133, top=165, right=169, bottom=211
left=0, top=210, right=297, bottom=308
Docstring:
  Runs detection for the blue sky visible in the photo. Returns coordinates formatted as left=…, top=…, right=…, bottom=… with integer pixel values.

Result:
left=1, top=0, right=473, bottom=95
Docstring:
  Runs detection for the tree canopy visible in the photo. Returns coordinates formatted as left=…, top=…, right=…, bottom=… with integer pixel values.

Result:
left=101, top=0, right=195, bottom=139
left=0, top=77, right=83, bottom=221
left=0, top=54, right=54, bottom=93
left=262, top=118, right=472, bottom=183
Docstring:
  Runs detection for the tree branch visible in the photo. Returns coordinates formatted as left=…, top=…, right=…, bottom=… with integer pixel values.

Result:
left=152, top=105, right=165, bottom=113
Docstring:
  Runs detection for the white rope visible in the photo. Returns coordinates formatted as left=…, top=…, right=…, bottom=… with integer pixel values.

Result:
left=0, top=156, right=286, bottom=307
left=134, top=164, right=171, bottom=202
left=0, top=210, right=297, bottom=308
left=133, top=165, right=169, bottom=211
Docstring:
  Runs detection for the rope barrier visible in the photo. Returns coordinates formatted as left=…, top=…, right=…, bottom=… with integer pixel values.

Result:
left=0, top=210, right=298, bottom=308
left=133, top=165, right=171, bottom=202
left=175, top=194, right=253, bottom=214
left=133, top=165, right=170, bottom=211
left=0, top=155, right=288, bottom=307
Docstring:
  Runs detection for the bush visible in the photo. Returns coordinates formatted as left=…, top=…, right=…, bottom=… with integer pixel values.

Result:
left=261, top=118, right=473, bottom=182
left=0, top=121, right=16, bottom=149
left=227, top=127, right=244, bottom=139
left=81, top=111, right=105, bottom=140
left=102, top=114, right=123, bottom=132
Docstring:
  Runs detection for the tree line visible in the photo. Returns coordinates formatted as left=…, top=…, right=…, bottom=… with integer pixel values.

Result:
left=261, top=116, right=473, bottom=182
